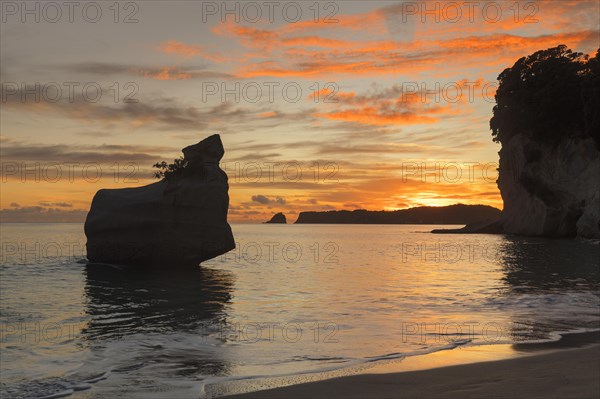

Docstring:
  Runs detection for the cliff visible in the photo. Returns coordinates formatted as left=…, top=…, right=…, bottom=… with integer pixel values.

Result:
left=295, top=204, right=500, bottom=224
left=265, top=212, right=287, bottom=224
left=489, top=46, right=600, bottom=239
left=84, top=134, right=235, bottom=266
left=497, top=135, right=599, bottom=238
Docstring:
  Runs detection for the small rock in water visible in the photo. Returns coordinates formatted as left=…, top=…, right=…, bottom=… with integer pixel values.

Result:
left=265, top=212, right=287, bottom=224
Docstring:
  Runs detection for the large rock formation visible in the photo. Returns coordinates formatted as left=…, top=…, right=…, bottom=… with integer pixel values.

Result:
left=498, top=135, right=600, bottom=238
left=84, top=134, right=235, bottom=266
left=434, top=137, right=600, bottom=237
left=488, top=46, right=600, bottom=239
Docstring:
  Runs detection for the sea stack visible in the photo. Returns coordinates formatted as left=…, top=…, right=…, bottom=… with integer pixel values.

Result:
left=265, top=212, right=287, bottom=224
left=84, top=134, right=235, bottom=266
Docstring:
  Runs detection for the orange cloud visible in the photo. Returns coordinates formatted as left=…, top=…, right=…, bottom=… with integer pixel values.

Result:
left=142, top=66, right=192, bottom=80
left=281, top=36, right=347, bottom=48
left=312, top=82, right=473, bottom=126
left=316, top=107, right=441, bottom=125
left=308, top=87, right=353, bottom=101
left=257, top=111, right=277, bottom=118
left=233, top=30, right=597, bottom=78
left=208, top=1, right=597, bottom=79
left=278, top=7, right=388, bottom=35
left=159, top=40, right=202, bottom=57
left=157, top=40, right=227, bottom=63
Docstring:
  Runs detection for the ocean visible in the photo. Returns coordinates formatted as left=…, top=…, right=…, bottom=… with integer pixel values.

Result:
left=1, top=223, right=599, bottom=398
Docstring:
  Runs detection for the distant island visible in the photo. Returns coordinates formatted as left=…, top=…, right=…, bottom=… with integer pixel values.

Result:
left=292, top=204, right=500, bottom=224
left=265, top=212, right=287, bottom=224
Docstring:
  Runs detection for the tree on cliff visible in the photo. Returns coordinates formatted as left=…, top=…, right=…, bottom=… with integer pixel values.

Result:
left=153, top=157, right=188, bottom=180
left=581, top=48, right=600, bottom=145
left=490, top=45, right=600, bottom=148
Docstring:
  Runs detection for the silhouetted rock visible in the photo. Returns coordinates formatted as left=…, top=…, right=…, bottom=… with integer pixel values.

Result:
left=431, top=220, right=503, bottom=234
left=437, top=47, right=600, bottom=238
left=497, top=135, right=599, bottom=238
left=84, top=134, right=235, bottom=266
left=265, top=212, right=287, bottom=224
left=294, top=204, right=501, bottom=224
left=490, top=46, right=600, bottom=238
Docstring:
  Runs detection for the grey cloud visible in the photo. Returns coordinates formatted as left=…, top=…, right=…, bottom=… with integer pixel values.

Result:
left=232, top=152, right=282, bottom=161
left=0, top=142, right=175, bottom=164
left=251, top=195, right=286, bottom=205
left=61, top=62, right=234, bottom=79
left=1, top=83, right=320, bottom=133
left=77, top=131, right=116, bottom=138
left=1, top=85, right=262, bottom=131
left=38, top=202, right=73, bottom=208
left=251, top=195, right=270, bottom=204
left=317, top=143, right=459, bottom=155
left=0, top=206, right=88, bottom=223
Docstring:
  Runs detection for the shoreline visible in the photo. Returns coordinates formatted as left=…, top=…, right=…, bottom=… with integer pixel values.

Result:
left=219, top=331, right=600, bottom=399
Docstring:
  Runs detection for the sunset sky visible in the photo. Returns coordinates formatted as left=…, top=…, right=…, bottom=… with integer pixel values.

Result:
left=1, top=0, right=598, bottom=222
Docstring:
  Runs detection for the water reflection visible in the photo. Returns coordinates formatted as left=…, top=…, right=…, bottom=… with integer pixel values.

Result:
left=82, top=264, right=234, bottom=341
left=498, top=236, right=600, bottom=341
left=78, top=264, right=236, bottom=384
left=499, top=236, right=600, bottom=292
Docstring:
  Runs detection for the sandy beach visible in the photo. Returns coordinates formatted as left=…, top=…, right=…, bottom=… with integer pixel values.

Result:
left=224, top=344, right=600, bottom=399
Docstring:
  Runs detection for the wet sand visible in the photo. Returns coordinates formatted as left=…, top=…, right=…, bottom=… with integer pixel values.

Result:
left=224, top=343, right=599, bottom=399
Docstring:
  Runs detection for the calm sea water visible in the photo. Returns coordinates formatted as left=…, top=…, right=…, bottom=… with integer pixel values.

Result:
left=1, top=223, right=599, bottom=398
